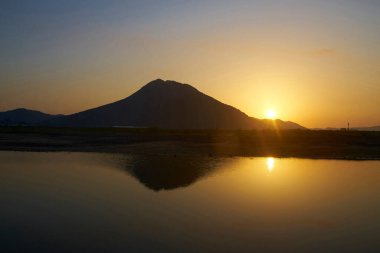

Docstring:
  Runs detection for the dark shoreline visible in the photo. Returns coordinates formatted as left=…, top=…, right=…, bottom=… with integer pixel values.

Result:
left=1, top=127, right=380, bottom=160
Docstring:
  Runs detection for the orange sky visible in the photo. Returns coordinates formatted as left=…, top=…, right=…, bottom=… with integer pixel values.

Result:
left=1, top=1, right=380, bottom=128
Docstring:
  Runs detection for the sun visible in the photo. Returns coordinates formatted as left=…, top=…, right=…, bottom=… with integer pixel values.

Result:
left=266, top=109, right=276, bottom=120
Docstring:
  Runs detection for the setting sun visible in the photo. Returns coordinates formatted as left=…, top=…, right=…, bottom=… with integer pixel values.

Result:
left=266, top=109, right=277, bottom=120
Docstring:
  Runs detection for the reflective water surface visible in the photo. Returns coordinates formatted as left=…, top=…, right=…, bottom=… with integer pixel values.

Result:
left=1, top=151, right=380, bottom=253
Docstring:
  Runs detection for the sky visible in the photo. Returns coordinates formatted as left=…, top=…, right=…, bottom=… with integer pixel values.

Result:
left=1, top=0, right=379, bottom=128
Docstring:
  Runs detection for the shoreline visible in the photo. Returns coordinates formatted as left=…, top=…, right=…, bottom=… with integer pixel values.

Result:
left=1, top=127, right=380, bottom=160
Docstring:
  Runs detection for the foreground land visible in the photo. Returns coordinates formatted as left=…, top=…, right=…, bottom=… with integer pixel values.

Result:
left=1, top=127, right=380, bottom=159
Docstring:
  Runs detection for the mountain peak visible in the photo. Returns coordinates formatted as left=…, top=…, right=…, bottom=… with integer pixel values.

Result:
left=140, top=79, right=198, bottom=93
left=6, top=108, right=29, bottom=113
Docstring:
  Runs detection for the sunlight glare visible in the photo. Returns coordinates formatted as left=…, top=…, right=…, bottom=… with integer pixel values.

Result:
left=266, top=109, right=276, bottom=120
left=266, top=157, right=275, bottom=172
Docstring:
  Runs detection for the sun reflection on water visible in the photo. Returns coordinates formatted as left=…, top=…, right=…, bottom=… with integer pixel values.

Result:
left=266, top=157, right=275, bottom=172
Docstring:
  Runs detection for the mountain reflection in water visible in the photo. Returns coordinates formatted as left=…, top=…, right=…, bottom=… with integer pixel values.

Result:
left=124, top=155, right=223, bottom=191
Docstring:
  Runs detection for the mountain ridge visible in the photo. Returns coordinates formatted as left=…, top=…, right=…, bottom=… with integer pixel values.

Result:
left=0, top=108, right=62, bottom=126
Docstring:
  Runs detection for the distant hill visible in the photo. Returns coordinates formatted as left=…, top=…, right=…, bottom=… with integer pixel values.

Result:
left=353, top=126, right=380, bottom=131
left=44, top=79, right=305, bottom=130
left=0, top=108, right=62, bottom=126
left=312, top=126, right=380, bottom=131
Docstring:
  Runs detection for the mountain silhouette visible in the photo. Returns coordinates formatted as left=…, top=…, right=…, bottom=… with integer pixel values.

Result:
left=259, top=119, right=305, bottom=130
left=45, top=79, right=305, bottom=129
left=0, top=108, right=62, bottom=126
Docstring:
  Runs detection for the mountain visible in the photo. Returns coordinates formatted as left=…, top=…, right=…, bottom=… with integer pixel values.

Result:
left=260, top=119, right=305, bottom=130
left=0, top=108, right=62, bottom=126
left=45, top=79, right=305, bottom=129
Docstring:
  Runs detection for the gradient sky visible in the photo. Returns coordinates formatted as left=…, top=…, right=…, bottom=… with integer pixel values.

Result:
left=1, top=0, right=379, bottom=128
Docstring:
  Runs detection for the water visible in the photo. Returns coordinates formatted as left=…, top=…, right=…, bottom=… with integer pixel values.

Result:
left=1, top=151, right=380, bottom=253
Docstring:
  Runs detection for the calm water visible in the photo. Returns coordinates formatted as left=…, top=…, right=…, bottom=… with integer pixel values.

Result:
left=1, top=152, right=380, bottom=253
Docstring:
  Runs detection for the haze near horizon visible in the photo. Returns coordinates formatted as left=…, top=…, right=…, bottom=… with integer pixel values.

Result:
left=1, top=0, right=379, bottom=128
